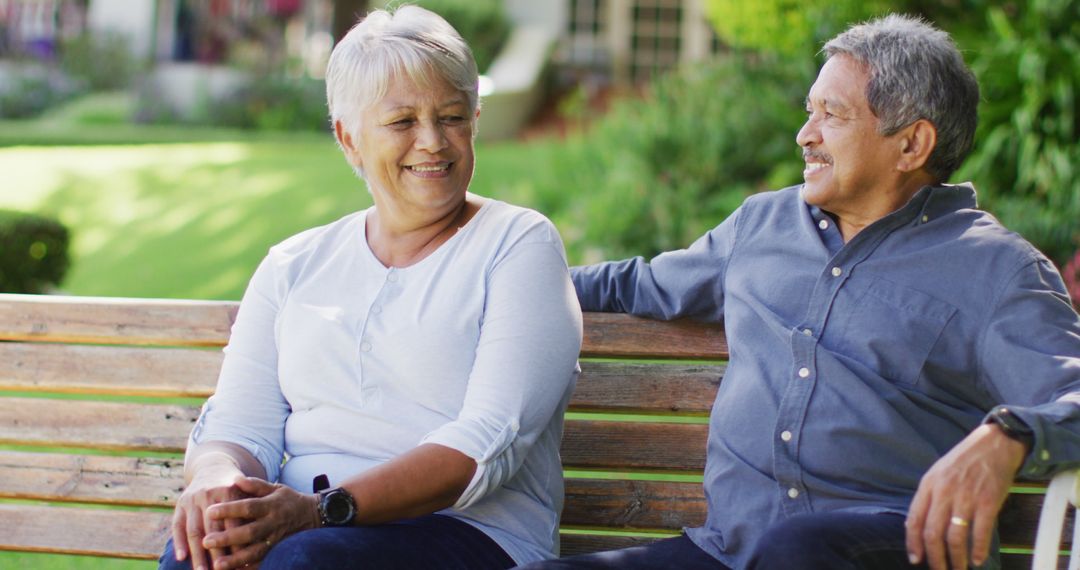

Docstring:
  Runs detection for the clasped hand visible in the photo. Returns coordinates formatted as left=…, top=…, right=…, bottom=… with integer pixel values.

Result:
left=172, top=474, right=319, bottom=570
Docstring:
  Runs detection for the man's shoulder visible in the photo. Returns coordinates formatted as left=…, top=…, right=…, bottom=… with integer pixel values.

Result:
left=950, top=208, right=1046, bottom=272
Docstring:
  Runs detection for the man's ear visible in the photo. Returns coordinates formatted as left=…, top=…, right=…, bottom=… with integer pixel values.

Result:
left=896, top=119, right=937, bottom=173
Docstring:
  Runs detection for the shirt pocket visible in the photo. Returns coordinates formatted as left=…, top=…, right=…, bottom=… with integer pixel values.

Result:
left=832, top=275, right=957, bottom=386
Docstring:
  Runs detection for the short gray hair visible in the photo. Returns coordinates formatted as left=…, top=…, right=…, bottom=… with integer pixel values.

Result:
left=325, top=5, right=479, bottom=138
left=823, top=14, right=979, bottom=182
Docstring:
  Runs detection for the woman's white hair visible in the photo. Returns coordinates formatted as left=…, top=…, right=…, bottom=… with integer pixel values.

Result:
left=325, top=5, right=480, bottom=140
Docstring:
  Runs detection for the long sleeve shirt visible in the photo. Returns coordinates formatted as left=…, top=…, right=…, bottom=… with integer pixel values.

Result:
left=572, top=184, right=1080, bottom=569
left=191, top=198, right=583, bottom=564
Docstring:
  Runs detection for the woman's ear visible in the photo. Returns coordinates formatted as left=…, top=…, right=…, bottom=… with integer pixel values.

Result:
left=334, top=120, right=356, bottom=153
left=896, top=119, right=937, bottom=173
left=334, top=120, right=363, bottom=169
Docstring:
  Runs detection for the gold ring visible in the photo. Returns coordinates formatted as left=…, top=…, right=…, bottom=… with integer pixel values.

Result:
left=265, top=538, right=273, bottom=548
left=950, top=516, right=969, bottom=527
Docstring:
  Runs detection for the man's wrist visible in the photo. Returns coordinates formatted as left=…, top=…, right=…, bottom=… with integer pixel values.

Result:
left=984, top=406, right=1035, bottom=453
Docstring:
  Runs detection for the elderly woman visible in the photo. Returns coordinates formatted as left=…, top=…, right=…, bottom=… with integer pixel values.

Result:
left=159, top=6, right=582, bottom=570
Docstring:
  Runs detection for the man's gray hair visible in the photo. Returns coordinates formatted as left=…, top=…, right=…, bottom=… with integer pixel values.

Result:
left=823, top=14, right=979, bottom=182
left=325, top=5, right=479, bottom=139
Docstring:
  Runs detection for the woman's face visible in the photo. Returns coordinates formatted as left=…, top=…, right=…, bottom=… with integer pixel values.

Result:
left=342, top=73, right=476, bottom=221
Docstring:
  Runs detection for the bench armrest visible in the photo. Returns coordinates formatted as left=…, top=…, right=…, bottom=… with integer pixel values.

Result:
left=1033, top=470, right=1080, bottom=569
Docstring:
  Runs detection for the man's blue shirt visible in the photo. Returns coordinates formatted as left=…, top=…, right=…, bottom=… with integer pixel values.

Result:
left=571, top=184, right=1080, bottom=568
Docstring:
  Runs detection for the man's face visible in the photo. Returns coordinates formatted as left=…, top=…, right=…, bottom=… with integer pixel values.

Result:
left=796, top=55, right=905, bottom=221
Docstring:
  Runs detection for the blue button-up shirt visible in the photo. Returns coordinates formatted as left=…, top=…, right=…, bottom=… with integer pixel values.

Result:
left=572, top=184, right=1080, bottom=569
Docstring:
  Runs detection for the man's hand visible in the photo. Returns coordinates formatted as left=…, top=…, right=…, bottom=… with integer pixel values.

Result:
left=200, top=477, right=322, bottom=570
left=906, top=423, right=1029, bottom=569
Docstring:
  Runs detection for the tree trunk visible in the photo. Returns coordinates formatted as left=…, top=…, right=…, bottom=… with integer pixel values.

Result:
left=333, top=0, right=369, bottom=44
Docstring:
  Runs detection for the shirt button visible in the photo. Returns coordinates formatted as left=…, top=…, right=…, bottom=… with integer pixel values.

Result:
left=798, top=367, right=810, bottom=378
left=372, top=305, right=383, bottom=314
left=780, top=430, right=792, bottom=442
left=387, top=273, right=398, bottom=283
left=360, top=342, right=372, bottom=352
left=1041, top=450, right=1051, bottom=461
left=921, top=215, right=929, bottom=223
left=802, top=328, right=812, bottom=336
left=788, top=488, right=800, bottom=499
left=818, top=219, right=829, bottom=230
left=831, top=266, right=843, bottom=277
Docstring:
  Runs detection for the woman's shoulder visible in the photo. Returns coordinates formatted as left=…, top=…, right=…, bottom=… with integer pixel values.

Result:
left=470, top=197, right=562, bottom=246
left=266, top=210, right=366, bottom=263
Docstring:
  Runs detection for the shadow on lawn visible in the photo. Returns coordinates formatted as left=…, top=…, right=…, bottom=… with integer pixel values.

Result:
left=35, top=142, right=369, bottom=300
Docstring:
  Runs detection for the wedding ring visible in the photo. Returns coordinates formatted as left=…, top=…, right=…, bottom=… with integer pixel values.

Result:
left=950, top=516, right=969, bottom=527
left=265, top=538, right=273, bottom=548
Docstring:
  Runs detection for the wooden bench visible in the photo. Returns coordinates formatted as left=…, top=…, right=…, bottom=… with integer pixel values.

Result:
left=0, top=293, right=1067, bottom=568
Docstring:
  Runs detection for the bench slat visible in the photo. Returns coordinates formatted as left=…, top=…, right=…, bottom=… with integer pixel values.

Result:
left=571, top=362, right=722, bottom=415
left=581, top=313, right=727, bottom=359
left=0, top=343, right=221, bottom=398
left=562, top=420, right=708, bottom=472
left=0, top=398, right=196, bottom=453
left=1, top=397, right=709, bottom=469
left=0, top=503, right=169, bottom=559
left=563, top=478, right=705, bottom=530
left=0, top=295, right=728, bottom=358
left=0, top=348, right=722, bottom=415
left=0, top=294, right=237, bottom=347
left=0, top=451, right=183, bottom=507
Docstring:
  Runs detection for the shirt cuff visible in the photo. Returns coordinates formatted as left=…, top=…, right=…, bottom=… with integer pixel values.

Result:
left=995, top=405, right=1058, bottom=478
left=420, top=417, right=521, bottom=508
left=190, top=401, right=283, bottom=483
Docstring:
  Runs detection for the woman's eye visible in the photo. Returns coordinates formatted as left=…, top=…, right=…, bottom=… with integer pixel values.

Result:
left=441, top=115, right=465, bottom=125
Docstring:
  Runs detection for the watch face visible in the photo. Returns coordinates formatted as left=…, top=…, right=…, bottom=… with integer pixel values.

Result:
left=324, top=490, right=355, bottom=525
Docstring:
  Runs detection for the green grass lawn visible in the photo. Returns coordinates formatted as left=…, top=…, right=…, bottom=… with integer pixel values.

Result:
left=0, top=129, right=569, bottom=300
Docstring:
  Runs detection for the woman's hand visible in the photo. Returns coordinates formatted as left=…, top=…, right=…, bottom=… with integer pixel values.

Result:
left=171, top=462, right=250, bottom=570
left=199, top=477, right=322, bottom=570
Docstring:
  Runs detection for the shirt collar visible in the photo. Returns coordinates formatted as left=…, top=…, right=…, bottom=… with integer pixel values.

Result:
left=805, top=182, right=978, bottom=230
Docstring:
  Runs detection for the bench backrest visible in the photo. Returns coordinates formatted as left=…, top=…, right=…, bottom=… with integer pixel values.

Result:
left=0, top=294, right=1062, bottom=567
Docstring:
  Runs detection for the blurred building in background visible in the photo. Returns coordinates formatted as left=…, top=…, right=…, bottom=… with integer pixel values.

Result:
left=0, top=0, right=720, bottom=137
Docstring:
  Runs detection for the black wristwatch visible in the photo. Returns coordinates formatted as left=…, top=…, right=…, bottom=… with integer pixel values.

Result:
left=313, top=474, right=357, bottom=527
left=985, top=406, right=1035, bottom=450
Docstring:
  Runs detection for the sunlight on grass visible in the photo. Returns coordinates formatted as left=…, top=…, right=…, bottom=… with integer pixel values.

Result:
left=0, top=137, right=554, bottom=300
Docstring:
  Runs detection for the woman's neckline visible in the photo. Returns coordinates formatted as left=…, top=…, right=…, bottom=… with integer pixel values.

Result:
left=360, top=195, right=493, bottom=271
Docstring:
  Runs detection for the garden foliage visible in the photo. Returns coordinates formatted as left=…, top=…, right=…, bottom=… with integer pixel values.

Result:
left=955, top=0, right=1080, bottom=265
left=542, top=55, right=809, bottom=262
left=0, top=210, right=70, bottom=294
left=412, top=0, right=511, bottom=74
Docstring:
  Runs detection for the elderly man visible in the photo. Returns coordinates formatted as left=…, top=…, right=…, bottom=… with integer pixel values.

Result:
left=519, top=13, right=1080, bottom=570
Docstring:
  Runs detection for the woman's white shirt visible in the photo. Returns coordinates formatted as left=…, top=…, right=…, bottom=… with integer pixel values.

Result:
left=191, top=198, right=583, bottom=564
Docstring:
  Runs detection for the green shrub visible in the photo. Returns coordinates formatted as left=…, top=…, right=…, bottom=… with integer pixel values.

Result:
left=413, top=0, right=511, bottom=73
left=955, top=0, right=1080, bottom=265
left=0, top=210, right=71, bottom=294
left=0, top=73, right=81, bottom=119
left=58, top=32, right=137, bottom=91
left=544, top=54, right=810, bottom=262
left=208, top=76, right=328, bottom=131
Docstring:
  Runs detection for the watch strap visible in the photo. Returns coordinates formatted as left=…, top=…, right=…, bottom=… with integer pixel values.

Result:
left=985, top=406, right=1035, bottom=450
